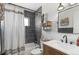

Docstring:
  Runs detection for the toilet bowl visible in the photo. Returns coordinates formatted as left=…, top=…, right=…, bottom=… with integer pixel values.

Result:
left=31, top=48, right=43, bottom=55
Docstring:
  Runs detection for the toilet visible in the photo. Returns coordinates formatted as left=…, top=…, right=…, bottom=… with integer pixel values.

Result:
left=31, top=48, right=43, bottom=55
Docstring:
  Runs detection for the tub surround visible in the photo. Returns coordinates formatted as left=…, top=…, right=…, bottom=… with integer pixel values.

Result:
left=43, top=40, right=79, bottom=55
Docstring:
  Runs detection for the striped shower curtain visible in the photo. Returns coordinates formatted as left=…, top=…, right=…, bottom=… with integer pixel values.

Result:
left=4, top=4, right=25, bottom=55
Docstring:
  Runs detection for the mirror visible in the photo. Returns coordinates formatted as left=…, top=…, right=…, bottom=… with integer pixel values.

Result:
left=58, top=4, right=79, bottom=33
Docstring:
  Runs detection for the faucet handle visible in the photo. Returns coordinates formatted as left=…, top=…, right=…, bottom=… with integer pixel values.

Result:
left=60, top=39, right=63, bottom=42
left=70, top=41, right=74, bottom=44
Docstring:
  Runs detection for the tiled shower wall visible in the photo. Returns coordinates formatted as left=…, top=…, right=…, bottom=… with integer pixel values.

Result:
left=24, top=10, right=37, bottom=43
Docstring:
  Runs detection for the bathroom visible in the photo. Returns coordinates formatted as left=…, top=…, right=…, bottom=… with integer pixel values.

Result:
left=0, top=3, right=79, bottom=55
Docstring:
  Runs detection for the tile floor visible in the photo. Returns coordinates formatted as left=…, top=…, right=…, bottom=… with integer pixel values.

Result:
left=24, top=43, right=39, bottom=55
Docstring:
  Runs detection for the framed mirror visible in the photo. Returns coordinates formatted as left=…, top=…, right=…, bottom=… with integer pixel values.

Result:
left=58, top=4, right=79, bottom=33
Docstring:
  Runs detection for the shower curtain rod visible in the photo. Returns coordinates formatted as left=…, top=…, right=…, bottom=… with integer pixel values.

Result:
left=4, top=8, right=24, bottom=15
left=8, top=3, right=35, bottom=12
left=4, top=3, right=35, bottom=15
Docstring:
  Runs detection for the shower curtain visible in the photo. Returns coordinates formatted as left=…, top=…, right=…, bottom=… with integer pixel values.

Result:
left=4, top=4, right=25, bottom=55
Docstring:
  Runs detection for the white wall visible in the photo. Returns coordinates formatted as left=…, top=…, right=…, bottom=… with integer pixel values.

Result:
left=42, top=3, right=79, bottom=44
left=42, top=3, right=58, bottom=21
left=42, top=3, right=68, bottom=21
left=73, top=5, right=79, bottom=33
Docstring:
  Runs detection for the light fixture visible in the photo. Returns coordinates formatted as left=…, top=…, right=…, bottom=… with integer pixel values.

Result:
left=57, top=3, right=64, bottom=11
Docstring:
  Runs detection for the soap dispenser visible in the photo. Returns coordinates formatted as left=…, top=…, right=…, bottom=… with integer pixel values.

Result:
left=76, top=37, right=79, bottom=46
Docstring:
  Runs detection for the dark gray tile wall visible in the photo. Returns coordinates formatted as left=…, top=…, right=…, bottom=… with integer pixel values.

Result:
left=24, top=10, right=37, bottom=43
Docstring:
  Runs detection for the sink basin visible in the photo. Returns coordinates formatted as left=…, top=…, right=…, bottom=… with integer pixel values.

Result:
left=43, top=40, right=79, bottom=55
left=48, top=40, right=76, bottom=50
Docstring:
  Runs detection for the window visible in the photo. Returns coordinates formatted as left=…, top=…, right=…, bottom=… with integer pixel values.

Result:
left=24, top=17, right=30, bottom=26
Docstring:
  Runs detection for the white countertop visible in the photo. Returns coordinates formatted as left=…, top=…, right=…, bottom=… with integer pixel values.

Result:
left=43, top=40, right=79, bottom=55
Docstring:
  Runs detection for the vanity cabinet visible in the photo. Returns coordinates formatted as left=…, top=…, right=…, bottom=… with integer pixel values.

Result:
left=43, top=44, right=67, bottom=55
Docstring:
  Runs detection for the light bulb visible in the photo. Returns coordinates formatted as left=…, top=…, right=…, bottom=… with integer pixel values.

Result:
left=57, top=3, right=64, bottom=11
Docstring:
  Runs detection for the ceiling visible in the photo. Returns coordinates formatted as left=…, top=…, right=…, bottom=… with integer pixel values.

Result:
left=14, top=3, right=69, bottom=12
left=14, top=3, right=42, bottom=11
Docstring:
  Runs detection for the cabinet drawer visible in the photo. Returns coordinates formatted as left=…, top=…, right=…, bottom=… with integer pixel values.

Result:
left=43, top=44, right=67, bottom=55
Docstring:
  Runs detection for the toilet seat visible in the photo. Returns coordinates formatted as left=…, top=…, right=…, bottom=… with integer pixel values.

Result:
left=31, top=48, right=42, bottom=55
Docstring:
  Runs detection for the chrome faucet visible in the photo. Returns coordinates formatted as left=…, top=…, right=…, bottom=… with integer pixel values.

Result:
left=63, top=35, right=68, bottom=43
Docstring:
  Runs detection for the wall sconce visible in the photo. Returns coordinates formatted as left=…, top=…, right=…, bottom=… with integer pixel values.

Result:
left=57, top=3, right=64, bottom=11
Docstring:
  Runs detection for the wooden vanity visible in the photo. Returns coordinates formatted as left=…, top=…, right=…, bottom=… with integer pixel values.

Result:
left=43, top=44, right=67, bottom=55
left=43, top=40, right=79, bottom=55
